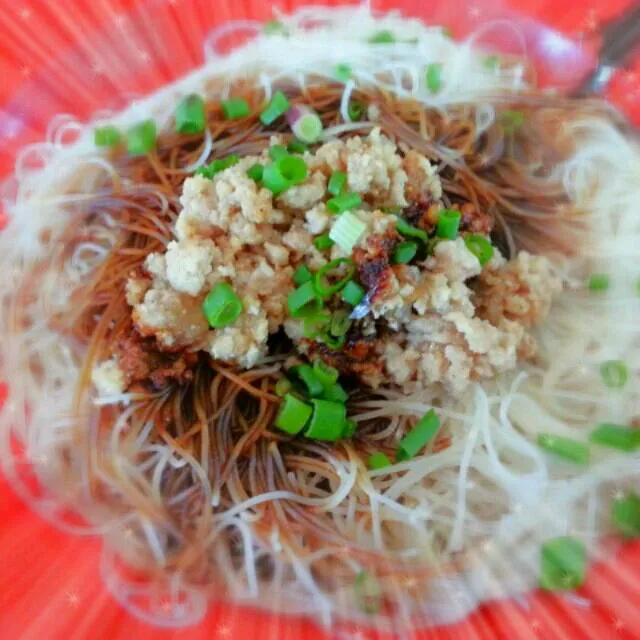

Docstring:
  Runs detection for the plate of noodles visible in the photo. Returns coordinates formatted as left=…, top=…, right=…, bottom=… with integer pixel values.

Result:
left=1, top=1, right=640, bottom=639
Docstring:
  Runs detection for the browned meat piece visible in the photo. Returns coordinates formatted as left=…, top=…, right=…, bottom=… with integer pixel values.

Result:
left=458, top=202, right=493, bottom=235
left=352, top=229, right=399, bottom=301
left=402, top=201, right=439, bottom=231
left=112, top=327, right=198, bottom=390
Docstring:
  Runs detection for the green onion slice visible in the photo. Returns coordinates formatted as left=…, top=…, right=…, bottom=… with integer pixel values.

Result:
left=269, top=144, right=289, bottom=161
left=368, top=452, right=392, bottom=470
left=94, top=125, right=121, bottom=147
left=221, top=97, right=250, bottom=120
left=368, top=30, right=395, bottom=44
left=305, top=399, right=346, bottom=441
left=327, top=192, right=362, bottom=215
left=600, top=360, right=629, bottom=389
left=611, top=492, right=640, bottom=538
left=262, top=162, right=291, bottom=195
left=354, top=571, right=382, bottom=614
left=330, top=309, right=352, bottom=337
left=588, top=273, right=609, bottom=292
left=287, top=140, right=308, bottom=154
left=292, top=265, right=313, bottom=286
left=436, top=209, right=461, bottom=239
left=341, top=280, right=366, bottom=306
left=328, top=171, right=347, bottom=197
left=314, top=258, right=355, bottom=298
left=393, top=241, right=418, bottom=264
left=395, top=217, right=428, bottom=243
left=348, top=102, right=365, bottom=122
left=274, top=394, right=312, bottom=435
left=322, top=382, right=348, bottom=403
left=290, top=364, right=324, bottom=398
left=426, top=63, right=442, bottom=94
left=329, top=212, right=367, bottom=253
left=260, top=90, right=290, bottom=126
left=127, top=120, right=157, bottom=155
left=202, top=283, right=243, bottom=329
left=176, top=94, right=206, bottom=133
left=334, top=63, right=352, bottom=82
left=589, top=423, right=640, bottom=452
left=540, top=537, right=587, bottom=591
left=247, top=163, right=264, bottom=182
left=537, top=434, right=590, bottom=465
left=396, top=409, right=441, bottom=461
left=464, top=234, right=494, bottom=266
left=287, top=281, right=322, bottom=318
left=303, top=312, right=331, bottom=339
left=313, top=234, right=334, bottom=250
left=320, top=332, right=346, bottom=350
left=312, top=359, right=339, bottom=386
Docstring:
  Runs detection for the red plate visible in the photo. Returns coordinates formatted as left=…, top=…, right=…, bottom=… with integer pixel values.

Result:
left=0, top=1, right=639, bottom=638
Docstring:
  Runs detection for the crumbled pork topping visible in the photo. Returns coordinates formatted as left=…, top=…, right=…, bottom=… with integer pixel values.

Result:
left=92, top=127, right=561, bottom=397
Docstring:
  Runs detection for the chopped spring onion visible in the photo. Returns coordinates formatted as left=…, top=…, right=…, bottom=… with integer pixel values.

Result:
left=287, top=281, right=322, bottom=317
left=393, top=241, right=418, bottom=264
left=540, top=537, right=587, bottom=591
left=537, top=434, right=590, bottom=465
left=126, top=120, right=156, bottom=155
left=269, top=144, right=289, bottom=161
left=342, top=419, right=357, bottom=439
left=368, top=30, right=395, bottom=44
left=484, top=55, right=500, bottom=70
left=175, top=94, right=206, bottom=133
left=274, top=394, right=312, bottom=435
left=287, top=140, right=308, bottom=154
left=262, top=155, right=308, bottom=194
left=502, top=110, right=525, bottom=133
left=354, top=571, right=382, bottom=614
left=313, top=234, right=334, bottom=250
left=464, top=234, right=494, bottom=266
left=94, top=125, right=121, bottom=147
left=395, top=217, right=428, bottom=243
left=368, top=452, right=392, bottom=470
left=426, top=63, right=442, bottom=94
left=436, top=209, right=461, bottom=239
left=341, top=280, right=366, bottom=306
left=611, top=492, right=640, bottom=538
left=305, top=399, right=346, bottom=441
left=202, top=283, right=243, bottom=328
left=196, top=155, right=240, bottom=179
left=322, top=382, right=348, bottom=403
left=260, top=90, right=290, bottom=126
left=328, top=171, right=347, bottom=197
left=329, top=212, right=367, bottom=253
left=221, top=97, right=250, bottom=120
left=264, top=20, right=289, bottom=36
left=588, top=273, right=609, bottom=292
left=348, top=102, right=365, bottom=122
left=247, top=163, right=264, bottom=182
left=275, top=378, right=292, bottom=397
left=312, top=359, right=339, bottom=386
left=396, top=409, right=441, bottom=461
left=320, top=332, right=346, bottom=350
left=286, top=105, right=323, bottom=143
left=330, top=309, right=352, bottom=337
left=290, top=364, right=324, bottom=398
left=292, top=265, right=313, bottom=286
left=303, top=312, right=331, bottom=338
left=314, top=258, right=355, bottom=298
left=327, top=192, right=362, bottom=214
left=334, top=63, right=352, bottom=82
left=590, top=423, right=640, bottom=452
left=278, top=155, right=308, bottom=184
left=600, top=360, right=629, bottom=389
